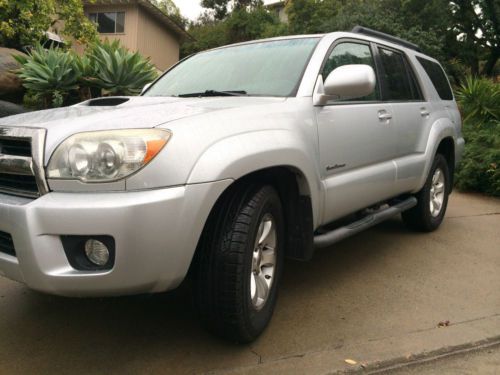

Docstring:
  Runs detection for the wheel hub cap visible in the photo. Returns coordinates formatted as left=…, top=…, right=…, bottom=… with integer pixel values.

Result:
left=430, top=168, right=445, bottom=217
left=250, top=213, right=276, bottom=310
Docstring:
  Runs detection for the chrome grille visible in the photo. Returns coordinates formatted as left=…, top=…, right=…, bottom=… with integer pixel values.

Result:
left=0, top=138, right=31, bottom=157
left=0, top=127, right=48, bottom=198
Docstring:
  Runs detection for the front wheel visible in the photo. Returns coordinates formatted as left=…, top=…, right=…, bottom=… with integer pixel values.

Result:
left=402, top=154, right=450, bottom=232
left=194, top=184, right=284, bottom=342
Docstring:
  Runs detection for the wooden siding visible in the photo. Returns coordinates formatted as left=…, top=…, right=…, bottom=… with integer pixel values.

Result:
left=136, top=6, right=180, bottom=71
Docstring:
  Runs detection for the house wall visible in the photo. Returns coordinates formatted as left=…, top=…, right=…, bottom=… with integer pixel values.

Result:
left=73, top=4, right=139, bottom=55
left=278, top=7, right=288, bottom=23
left=266, top=1, right=288, bottom=23
left=73, top=4, right=180, bottom=71
left=136, top=7, right=180, bottom=71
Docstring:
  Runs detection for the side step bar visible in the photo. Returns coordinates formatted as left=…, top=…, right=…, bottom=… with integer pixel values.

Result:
left=313, top=197, right=417, bottom=249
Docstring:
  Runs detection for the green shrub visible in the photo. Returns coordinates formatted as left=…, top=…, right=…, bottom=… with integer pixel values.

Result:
left=88, top=39, right=158, bottom=96
left=455, top=76, right=500, bottom=196
left=14, top=44, right=80, bottom=108
left=22, top=90, right=44, bottom=110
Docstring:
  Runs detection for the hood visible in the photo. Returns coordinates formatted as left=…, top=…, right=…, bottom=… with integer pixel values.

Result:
left=0, top=96, right=285, bottom=161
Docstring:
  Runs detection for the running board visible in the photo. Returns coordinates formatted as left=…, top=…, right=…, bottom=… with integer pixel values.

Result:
left=313, top=197, right=417, bottom=249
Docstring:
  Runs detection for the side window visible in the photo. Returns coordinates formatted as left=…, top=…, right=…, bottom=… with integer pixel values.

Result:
left=378, top=48, right=421, bottom=101
left=416, top=57, right=453, bottom=100
left=88, top=12, right=125, bottom=34
left=322, top=42, right=380, bottom=101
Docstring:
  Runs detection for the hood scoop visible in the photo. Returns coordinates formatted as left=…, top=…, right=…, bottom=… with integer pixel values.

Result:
left=86, top=97, right=130, bottom=107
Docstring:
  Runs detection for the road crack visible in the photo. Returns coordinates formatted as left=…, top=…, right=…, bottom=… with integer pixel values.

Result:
left=249, top=348, right=262, bottom=364
left=448, top=212, right=500, bottom=219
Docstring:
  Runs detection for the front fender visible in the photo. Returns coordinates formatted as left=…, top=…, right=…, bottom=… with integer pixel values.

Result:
left=187, top=130, right=323, bottom=227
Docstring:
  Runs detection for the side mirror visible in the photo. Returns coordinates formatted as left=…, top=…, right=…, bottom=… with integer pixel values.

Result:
left=314, top=64, right=376, bottom=105
left=141, top=82, right=152, bottom=95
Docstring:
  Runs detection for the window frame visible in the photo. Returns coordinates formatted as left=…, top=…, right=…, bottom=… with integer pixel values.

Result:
left=318, top=38, right=384, bottom=106
left=88, top=11, right=126, bottom=34
left=374, top=44, right=424, bottom=103
left=318, top=37, right=428, bottom=105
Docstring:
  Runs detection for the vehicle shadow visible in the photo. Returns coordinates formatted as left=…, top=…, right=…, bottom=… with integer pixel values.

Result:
left=0, top=216, right=419, bottom=374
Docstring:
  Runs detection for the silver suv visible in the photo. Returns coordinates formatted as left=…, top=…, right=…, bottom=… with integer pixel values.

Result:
left=0, top=27, right=464, bottom=342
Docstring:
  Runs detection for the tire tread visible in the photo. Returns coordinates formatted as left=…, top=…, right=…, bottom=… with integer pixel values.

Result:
left=195, top=184, right=281, bottom=342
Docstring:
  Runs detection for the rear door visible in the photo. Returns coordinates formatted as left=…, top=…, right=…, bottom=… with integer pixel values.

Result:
left=376, top=46, right=428, bottom=158
left=375, top=45, right=430, bottom=192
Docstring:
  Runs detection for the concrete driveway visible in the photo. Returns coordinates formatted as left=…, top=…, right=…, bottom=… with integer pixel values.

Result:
left=0, top=192, right=499, bottom=374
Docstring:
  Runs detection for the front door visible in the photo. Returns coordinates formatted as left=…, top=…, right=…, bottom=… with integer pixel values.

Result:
left=316, top=40, right=398, bottom=224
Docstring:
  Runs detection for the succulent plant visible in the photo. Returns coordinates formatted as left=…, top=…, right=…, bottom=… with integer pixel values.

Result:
left=89, top=40, right=157, bottom=96
left=14, top=44, right=80, bottom=108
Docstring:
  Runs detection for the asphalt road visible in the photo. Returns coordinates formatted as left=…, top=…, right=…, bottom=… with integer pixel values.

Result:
left=0, top=192, right=499, bottom=374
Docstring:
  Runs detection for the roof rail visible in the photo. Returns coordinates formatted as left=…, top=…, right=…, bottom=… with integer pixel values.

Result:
left=351, top=26, right=421, bottom=52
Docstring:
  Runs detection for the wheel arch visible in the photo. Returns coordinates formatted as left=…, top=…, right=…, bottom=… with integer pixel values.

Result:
left=189, top=166, right=316, bottom=281
left=416, top=119, right=458, bottom=192
left=436, top=136, right=455, bottom=191
left=186, top=130, right=322, bottom=226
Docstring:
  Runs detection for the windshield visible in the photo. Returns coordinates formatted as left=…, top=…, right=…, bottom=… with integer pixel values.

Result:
left=145, top=37, right=320, bottom=98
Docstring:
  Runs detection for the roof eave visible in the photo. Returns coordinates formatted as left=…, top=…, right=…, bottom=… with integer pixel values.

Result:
left=136, top=0, right=193, bottom=41
left=84, top=0, right=193, bottom=41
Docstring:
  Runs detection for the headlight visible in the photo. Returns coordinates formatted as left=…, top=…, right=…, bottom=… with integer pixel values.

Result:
left=47, top=129, right=171, bottom=182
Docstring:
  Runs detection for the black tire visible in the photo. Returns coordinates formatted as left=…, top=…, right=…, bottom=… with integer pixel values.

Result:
left=194, top=184, right=284, bottom=342
left=402, top=153, right=450, bottom=232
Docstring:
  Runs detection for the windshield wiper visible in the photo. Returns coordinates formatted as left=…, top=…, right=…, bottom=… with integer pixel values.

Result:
left=177, top=90, right=248, bottom=98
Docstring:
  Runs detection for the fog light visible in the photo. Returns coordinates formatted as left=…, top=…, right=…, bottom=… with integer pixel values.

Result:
left=84, top=239, right=110, bottom=266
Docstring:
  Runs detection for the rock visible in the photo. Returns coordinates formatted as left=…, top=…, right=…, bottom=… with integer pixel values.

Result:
left=0, top=100, right=28, bottom=118
left=0, top=47, right=26, bottom=98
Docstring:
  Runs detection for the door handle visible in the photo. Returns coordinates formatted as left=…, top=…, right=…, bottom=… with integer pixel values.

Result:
left=378, top=111, right=393, bottom=121
left=420, top=108, right=430, bottom=117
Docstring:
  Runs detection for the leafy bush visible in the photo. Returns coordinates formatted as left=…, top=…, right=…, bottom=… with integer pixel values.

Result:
left=14, top=44, right=80, bottom=108
left=455, top=76, right=500, bottom=196
left=89, top=40, right=157, bottom=96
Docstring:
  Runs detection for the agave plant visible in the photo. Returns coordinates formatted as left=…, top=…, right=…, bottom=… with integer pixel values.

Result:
left=455, top=76, right=500, bottom=126
left=14, top=44, right=80, bottom=108
left=73, top=53, right=98, bottom=101
left=89, top=40, right=158, bottom=96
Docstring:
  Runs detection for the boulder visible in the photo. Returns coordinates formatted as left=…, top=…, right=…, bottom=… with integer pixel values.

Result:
left=0, top=47, right=26, bottom=99
left=0, top=100, right=27, bottom=118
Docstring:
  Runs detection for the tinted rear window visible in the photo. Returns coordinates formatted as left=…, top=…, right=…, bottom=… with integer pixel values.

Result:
left=416, top=57, right=453, bottom=100
left=379, top=48, right=422, bottom=101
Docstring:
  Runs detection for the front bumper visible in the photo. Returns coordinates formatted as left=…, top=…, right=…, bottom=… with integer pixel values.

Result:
left=0, top=180, right=232, bottom=297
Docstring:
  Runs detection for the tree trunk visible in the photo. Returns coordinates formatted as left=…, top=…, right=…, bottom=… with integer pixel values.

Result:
left=470, top=58, right=480, bottom=76
left=79, top=87, right=92, bottom=101
left=482, top=50, right=499, bottom=77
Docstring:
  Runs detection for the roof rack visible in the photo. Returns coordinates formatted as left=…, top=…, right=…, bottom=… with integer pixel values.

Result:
left=351, top=26, right=421, bottom=52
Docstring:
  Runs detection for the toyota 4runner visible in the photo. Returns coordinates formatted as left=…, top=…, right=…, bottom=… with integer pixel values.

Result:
left=0, top=27, right=464, bottom=342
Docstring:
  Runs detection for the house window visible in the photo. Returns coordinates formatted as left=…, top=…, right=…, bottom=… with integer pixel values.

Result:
left=89, top=12, right=125, bottom=33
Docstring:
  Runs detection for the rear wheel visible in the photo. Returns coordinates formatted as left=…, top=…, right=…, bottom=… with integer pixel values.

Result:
left=194, top=184, right=284, bottom=342
left=402, top=154, right=450, bottom=232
